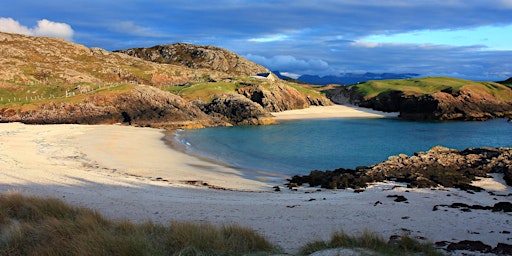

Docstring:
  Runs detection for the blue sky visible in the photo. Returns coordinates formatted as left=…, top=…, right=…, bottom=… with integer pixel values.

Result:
left=1, top=0, right=512, bottom=81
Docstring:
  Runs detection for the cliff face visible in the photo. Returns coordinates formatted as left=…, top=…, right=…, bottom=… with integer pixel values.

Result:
left=328, top=78, right=512, bottom=121
left=115, top=43, right=268, bottom=76
left=237, top=82, right=332, bottom=112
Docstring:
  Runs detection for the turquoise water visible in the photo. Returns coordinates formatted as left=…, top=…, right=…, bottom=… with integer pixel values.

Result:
left=174, top=118, right=512, bottom=177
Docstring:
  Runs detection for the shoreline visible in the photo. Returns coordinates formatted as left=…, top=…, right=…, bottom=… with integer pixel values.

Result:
left=271, top=104, right=399, bottom=120
left=1, top=105, right=511, bottom=254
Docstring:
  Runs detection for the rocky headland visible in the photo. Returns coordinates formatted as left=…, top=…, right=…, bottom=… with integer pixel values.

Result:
left=327, top=77, right=512, bottom=121
left=288, top=146, right=512, bottom=190
left=0, top=32, right=329, bottom=128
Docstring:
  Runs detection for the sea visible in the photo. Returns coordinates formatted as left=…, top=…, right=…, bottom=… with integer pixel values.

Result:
left=172, top=117, right=512, bottom=179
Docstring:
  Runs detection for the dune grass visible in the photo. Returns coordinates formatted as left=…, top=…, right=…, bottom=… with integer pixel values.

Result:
left=300, top=230, right=444, bottom=256
left=0, top=193, right=446, bottom=255
left=0, top=193, right=277, bottom=256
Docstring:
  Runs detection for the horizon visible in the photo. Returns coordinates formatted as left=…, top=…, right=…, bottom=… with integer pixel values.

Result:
left=1, top=1, right=511, bottom=81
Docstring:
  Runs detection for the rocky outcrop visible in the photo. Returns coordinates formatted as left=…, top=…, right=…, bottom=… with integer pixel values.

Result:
left=0, top=86, right=223, bottom=129
left=194, top=93, right=274, bottom=125
left=288, top=146, right=512, bottom=190
left=328, top=83, right=512, bottom=121
left=115, top=43, right=268, bottom=76
left=237, top=83, right=332, bottom=112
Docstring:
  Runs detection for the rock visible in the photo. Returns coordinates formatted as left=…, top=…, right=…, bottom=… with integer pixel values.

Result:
left=237, top=83, right=331, bottom=112
left=446, top=240, right=492, bottom=253
left=492, top=202, right=512, bottom=212
left=194, top=93, right=274, bottom=125
left=288, top=146, right=512, bottom=190
left=492, top=243, right=512, bottom=255
left=387, top=195, right=408, bottom=202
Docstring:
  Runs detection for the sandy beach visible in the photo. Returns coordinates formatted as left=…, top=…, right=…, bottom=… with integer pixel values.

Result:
left=1, top=105, right=511, bottom=254
left=271, top=104, right=398, bottom=120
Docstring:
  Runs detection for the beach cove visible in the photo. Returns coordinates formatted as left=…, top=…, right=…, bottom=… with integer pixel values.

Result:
left=1, top=105, right=511, bottom=254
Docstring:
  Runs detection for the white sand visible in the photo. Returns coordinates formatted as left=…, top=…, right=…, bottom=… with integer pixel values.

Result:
left=271, top=104, right=398, bottom=120
left=1, top=109, right=511, bottom=254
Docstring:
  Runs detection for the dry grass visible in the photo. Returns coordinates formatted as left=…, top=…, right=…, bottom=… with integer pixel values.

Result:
left=0, top=192, right=277, bottom=256
left=300, top=230, right=444, bottom=256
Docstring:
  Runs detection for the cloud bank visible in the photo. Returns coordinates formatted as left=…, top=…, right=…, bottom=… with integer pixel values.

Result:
left=0, top=17, right=73, bottom=41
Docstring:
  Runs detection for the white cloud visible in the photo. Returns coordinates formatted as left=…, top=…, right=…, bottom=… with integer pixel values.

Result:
left=350, top=40, right=379, bottom=48
left=0, top=17, right=74, bottom=41
left=109, top=21, right=165, bottom=37
left=245, top=54, right=334, bottom=75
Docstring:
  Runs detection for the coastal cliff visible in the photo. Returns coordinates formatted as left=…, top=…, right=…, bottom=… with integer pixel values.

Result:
left=327, top=77, right=512, bottom=121
left=0, top=32, right=330, bottom=127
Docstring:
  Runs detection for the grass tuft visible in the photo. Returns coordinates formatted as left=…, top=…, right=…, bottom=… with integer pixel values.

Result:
left=0, top=192, right=277, bottom=256
left=300, top=230, right=444, bottom=256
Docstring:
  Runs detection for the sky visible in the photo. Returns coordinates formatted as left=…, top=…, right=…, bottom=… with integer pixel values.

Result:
left=1, top=0, right=512, bottom=81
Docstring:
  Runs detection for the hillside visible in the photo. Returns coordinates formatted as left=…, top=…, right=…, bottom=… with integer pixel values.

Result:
left=115, top=43, right=268, bottom=76
left=0, top=32, right=330, bottom=127
left=327, top=77, right=512, bottom=121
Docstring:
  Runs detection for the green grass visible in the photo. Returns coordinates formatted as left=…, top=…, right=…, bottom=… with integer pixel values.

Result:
left=0, top=193, right=278, bottom=256
left=0, top=83, right=135, bottom=109
left=163, top=81, right=237, bottom=102
left=353, top=76, right=512, bottom=101
left=300, top=230, right=444, bottom=256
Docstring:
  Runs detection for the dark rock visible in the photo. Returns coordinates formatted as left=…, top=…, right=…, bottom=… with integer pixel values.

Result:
left=446, top=240, right=492, bottom=253
left=288, top=146, right=512, bottom=190
left=492, top=202, right=512, bottom=212
left=194, top=93, right=274, bottom=125
left=387, top=195, right=408, bottom=202
left=492, top=243, right=512, bottom=255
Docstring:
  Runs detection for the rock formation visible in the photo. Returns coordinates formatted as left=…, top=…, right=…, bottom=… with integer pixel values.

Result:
left=288, top=146, right=512, bottom=190
left=194, top=93, right=275, bottom=126
left=115, top=43, right=268, bottom=76
left=237, top=83, right=332, bottom=112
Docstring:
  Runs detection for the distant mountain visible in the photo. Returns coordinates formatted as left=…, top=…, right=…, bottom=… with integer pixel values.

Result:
left=296, top=72, right=420, bottom=85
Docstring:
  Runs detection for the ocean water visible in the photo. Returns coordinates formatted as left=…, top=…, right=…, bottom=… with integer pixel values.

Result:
left=173, top=118, right=512, bottom=178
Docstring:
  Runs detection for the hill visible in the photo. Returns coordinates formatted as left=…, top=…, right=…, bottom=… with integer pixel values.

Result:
left=115, top=43, right=268, bottom=76
left=0, top=32, right=331, bottom=127
left=327, top=77, right=512, bottom=121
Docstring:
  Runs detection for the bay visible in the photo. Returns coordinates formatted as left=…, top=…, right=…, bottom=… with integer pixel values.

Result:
left=174, top=118, right=512, bottom=177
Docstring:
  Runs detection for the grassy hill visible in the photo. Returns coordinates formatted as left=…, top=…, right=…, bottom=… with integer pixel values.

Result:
left=0, top=32, right=330, bottom=127
left=354, top=76, right=512, bottom=102
left=327, top=76, right=512, bottom=121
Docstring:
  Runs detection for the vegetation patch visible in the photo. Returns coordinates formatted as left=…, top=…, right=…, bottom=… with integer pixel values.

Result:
left=0, top=193, right=277, bottom=256
left=300, top=230, right=444, bottom=256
